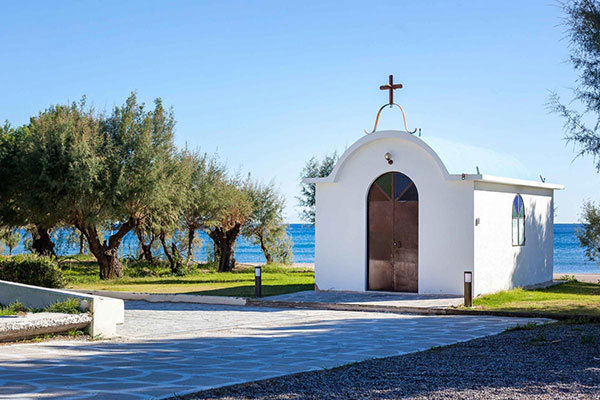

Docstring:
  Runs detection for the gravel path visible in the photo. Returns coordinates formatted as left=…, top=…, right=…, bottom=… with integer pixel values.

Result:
left=181, top=322, right=600, bottom=400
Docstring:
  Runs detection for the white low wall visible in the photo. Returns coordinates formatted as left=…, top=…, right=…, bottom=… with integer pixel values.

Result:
left=73, top=289, right=247, bottom=306
left=0, top=280, right=124, bottom=338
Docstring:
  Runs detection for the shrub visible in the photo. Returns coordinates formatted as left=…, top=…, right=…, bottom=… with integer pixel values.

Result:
left=42, top=298, right=82, bottom=314
left=173, top=261, right=196, bottom=276
left=559, top=274, right=577, bottom=282
left=0, top=301, right=27, bottom=316
left=123, top=259, right=171, bottom=278
left=0, top=254, right=65, bottom=288
left=270, top=233, right=294, bottom=265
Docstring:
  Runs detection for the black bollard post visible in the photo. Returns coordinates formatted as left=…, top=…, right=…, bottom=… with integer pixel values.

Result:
left=255, top=266, right=262, bottom=298
left=464, top=271, right=473, bottom=307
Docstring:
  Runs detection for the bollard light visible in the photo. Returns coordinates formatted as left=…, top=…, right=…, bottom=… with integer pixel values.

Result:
left=464, top=271, right=473, bottom=307
left=255, top=266, right=262, bottom=298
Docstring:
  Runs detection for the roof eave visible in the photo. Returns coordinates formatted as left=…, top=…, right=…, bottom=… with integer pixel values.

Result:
left=304, top=174, right=564, bottom=190
left=472, top=174, right=564, bottom=190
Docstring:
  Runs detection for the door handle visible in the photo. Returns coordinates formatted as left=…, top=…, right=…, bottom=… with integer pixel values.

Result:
left=394, top=241, right=402, bottom=248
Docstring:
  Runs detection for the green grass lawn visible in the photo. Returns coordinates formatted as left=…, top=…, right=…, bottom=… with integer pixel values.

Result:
left=471, top=280, right=600, bottom=316
left=63, top=259, right=314, bottom=298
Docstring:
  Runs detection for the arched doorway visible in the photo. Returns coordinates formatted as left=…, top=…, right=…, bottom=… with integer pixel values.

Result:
left=367, top=172, right=418, bottom=292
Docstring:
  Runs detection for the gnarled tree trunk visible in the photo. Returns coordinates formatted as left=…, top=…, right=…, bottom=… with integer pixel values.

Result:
left=208, top=223, right=242, bottom=272
left=31, top=226, right=56, bottom=257
left=137, top=231, right=155, bottom=263
left=258, top=233, right=273, bottom=264
left=79, top=231, right=85, bottom=254
left=159, top=231, right=183, bottom=274
left=77, top=218, right=135, bottom=280
left=187, top=227, right=195, bottom=259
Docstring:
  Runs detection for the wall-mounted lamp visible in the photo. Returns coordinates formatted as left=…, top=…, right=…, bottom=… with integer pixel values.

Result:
left=384, top=152, right=393, bottom=165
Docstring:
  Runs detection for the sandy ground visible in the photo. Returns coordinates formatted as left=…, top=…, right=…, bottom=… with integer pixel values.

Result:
left=553, top=273, right=600, bottom=283
left=238, top=262, right=314, bottom=269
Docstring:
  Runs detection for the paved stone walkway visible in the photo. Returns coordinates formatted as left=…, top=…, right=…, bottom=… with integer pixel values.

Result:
left=264, top=290, right=463, bottom=308
left=0, top=301, right=545, bottom=400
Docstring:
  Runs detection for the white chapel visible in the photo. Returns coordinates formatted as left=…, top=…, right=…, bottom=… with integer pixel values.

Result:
left=305, top=129, right=563, bottom=296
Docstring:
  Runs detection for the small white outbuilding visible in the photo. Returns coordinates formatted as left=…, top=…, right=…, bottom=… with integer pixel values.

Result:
left=305, top=130, right=564, bottom=296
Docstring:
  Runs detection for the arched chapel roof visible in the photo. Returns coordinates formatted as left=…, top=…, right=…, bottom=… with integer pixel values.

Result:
left=303, top=130, right=563, bottom=190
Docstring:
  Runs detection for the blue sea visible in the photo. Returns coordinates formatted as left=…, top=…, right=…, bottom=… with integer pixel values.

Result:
left=5, top=223, right=600, bottom=273
left=553, top=224, right=600, bottom=274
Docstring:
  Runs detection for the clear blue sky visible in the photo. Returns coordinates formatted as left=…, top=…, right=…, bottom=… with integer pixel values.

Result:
left=1, top=1, right=596, bottom=222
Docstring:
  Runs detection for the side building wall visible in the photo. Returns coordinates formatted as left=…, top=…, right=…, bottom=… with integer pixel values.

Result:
left=473, top=182, right=554, bottom=296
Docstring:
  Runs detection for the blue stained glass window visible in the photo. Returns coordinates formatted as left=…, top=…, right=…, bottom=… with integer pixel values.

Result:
left=512, top=194, right=525, bottom=246
left=394, top=173, right=418, bottom=201
left=370, top=172, right=418, bottom=203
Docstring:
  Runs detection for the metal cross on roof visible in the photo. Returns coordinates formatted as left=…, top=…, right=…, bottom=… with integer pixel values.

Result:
left=380, top=75, right=403, bottom=106
left=364, top=74, right=417, bottom=135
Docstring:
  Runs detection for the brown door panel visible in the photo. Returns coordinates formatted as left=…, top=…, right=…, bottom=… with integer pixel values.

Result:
left=394, top=262, right=418, bottom=292
left=368, top=172, right=418, bottom=293
left=368, top=199, right=393, bottom=290
left=394, top=201, right=418, bottom=292
left=368, top=260, right=394, bottom=291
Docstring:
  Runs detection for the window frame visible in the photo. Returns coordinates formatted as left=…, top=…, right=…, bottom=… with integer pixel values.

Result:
left=511, top=194, right=526, bottom=247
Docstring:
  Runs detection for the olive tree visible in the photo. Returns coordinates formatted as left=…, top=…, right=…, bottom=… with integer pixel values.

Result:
left=205, top=178, right=251, bottom=272
left=297, top=151, right=338, bottom=224
left=26, top=94, right=179, bottom=279
left=136, top=151, right=191, bottom=274
left=24, top=99, right=105, bottom=266
left=578, top=201, right=600, bottom=262
left=184, top=156, right=251, bottom=272
left=0, top=122, right=57, bottom=256
left=243, top=179, right=293, bottom=264
left=83, top=94, right=178, bottom=279
left=181, top=151, right=227, bottom=260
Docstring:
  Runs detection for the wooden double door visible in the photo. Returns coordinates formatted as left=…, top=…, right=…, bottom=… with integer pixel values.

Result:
left=367, top=172, right=418, bottom=292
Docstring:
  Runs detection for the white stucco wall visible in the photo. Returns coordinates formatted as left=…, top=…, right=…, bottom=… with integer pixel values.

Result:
left=473, top=182, right=554, bottom=296
left=313, top=131, right=474, bottom=295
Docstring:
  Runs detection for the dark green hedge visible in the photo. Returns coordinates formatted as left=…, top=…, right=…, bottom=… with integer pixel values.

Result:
left=0, top=254, right=65, bottom=288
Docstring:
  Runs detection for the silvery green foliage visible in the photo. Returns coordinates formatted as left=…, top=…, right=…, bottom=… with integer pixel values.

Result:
left=297, top=151, right=339, bottom=224
left=183, top=152, right=252, bottom=272
left=270, top=231, right=294, bottom=265
left=242, top=179, right=292, bottom=264
left=20, top=93, right=180, bottom=279
left=0, top=228, right=20, bottom=256
left=578, top=201, right=600, bottom=262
